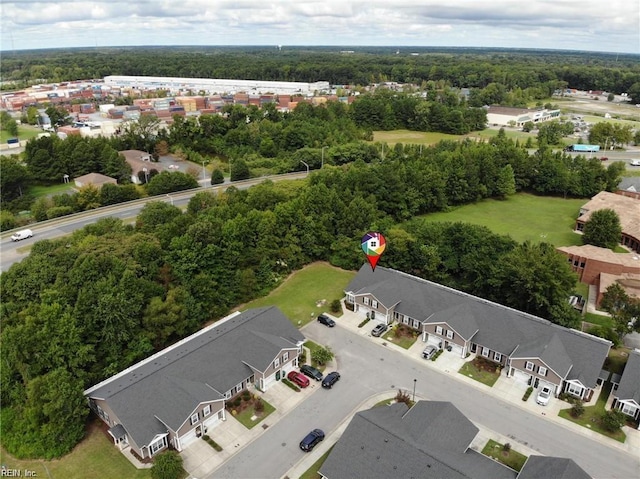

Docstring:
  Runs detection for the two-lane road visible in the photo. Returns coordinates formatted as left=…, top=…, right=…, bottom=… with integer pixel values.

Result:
left=209, top=322, right=640, bottom=479
left=0, top=173, right=308, bottom=272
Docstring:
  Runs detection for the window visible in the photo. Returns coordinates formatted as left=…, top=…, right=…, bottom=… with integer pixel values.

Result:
left=274, top=357, right=280, bottom=368
left=283, top=352, right=289, bottom=362
left=435, top=326, right=443, bottom=335
left=538, top=366, right=547, bottom=377
left=446, top=330, right=454, bottom=339
left=579, top=262, right=585, bottom=268
left=364, top=297, right=370, bottom=306
left=346, top=294, right=354, bottom=303
left=149, top=436, right=167, bottom=456
left=203, top=405, right=211, bottom=417
left=481, top=347, right=489, bottom=357
left=494, top=352, right=502, bottom=363
left=567, top=383, right=583, bottom=397
left=190, top=413, right=199, bottom=425
left=525, top=361, right=534, bottom=371
left=372, top=300, right=378, bottom=308
left=621, top=403, right=637, bottom=416
left=413, top=319, right=420, bottom=329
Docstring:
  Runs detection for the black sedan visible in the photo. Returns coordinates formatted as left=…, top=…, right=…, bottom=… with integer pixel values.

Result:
left=322, top=371, right=341, bottom=389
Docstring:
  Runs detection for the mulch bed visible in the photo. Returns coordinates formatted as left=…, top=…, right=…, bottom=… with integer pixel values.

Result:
left=471, top=357, right=500, bottom=373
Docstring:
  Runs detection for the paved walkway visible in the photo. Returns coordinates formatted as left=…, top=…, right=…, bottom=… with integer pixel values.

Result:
left=182, top=303, right=640, bottom=479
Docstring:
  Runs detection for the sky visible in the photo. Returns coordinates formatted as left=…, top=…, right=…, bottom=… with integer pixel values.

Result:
left=1, top=0, right=639, bottom=54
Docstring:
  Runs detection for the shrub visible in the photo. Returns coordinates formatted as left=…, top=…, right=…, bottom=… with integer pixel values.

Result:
left=358, top=318, right=371, bottom=328
left=233, top=397, right=242, bottom=407
left=570, top=400, right=585, bottom=418
left=242, top=391, right=251, bottom=401
left=203, top=435, right=223, bottom=452
left=395, top=389, right=413, bottom=407
left=330, top=299, right=342, bottom=314
left=151, top=450, right=184, bottom=479
left=299, top=352, right=307, bottom=363
left=431, top=350, right=444, bottom=361
left=254, top=398, right=265, bottom=413
left=503, top=443, right=511, bottom=453
left=601, top=410, right=626, bottom=432
left=311, top=345, right=334, bottom=365
left=282, top=378, right=300, bottom=392
left=211, top=168, right=225, bottom=185
left=522, top=386, right=533, bottom=401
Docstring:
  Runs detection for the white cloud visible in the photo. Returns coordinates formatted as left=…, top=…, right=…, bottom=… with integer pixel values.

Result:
left=0, top=0, right=638, bottom=52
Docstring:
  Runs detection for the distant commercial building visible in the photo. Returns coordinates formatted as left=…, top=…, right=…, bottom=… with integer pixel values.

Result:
left=485, top=105, right=561, bottom=127
left=103, top=75, right=330, bottom=96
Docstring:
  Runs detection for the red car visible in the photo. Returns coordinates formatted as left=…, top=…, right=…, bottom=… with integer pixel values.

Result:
left=287, top=370, right=310, bottom=388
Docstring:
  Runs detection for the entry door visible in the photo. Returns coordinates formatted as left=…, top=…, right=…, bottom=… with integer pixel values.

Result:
left=276, top=370, right=281, bottom=380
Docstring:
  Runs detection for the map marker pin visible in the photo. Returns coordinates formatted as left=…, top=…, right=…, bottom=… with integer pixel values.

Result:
left=361, top=231, right=386, bottom=271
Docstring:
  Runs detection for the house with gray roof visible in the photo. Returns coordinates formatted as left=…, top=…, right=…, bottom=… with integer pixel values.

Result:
left=319, top=400, right=591, bottom=479
left=611, top=349, right=640, bottom=428
left=345, top=266, right=611, bottom=401
left=518, top=456, right=592, bottom=479
left=84, top=306, right=304, bottom=459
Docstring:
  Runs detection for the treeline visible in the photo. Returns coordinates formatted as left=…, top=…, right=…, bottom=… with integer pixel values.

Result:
left=0, top=154, right=584, bottom=457
left=2, top=47, right=639, bottom=96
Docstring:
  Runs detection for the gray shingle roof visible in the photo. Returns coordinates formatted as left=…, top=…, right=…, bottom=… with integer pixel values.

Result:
left=425, top=303, right=480, bottom=339
left=618, top=177, right=640, bottom=193
left=86, top=306, right=304, bottom=448
left=319, top=401, right=516, bottom=479
left=615, top=349, right=640, bottom=403
left=512, top=333, right=573, bottom=378
left=518, top=456, right=592, bottom=479
left=346, top=266, right=611, bottom=388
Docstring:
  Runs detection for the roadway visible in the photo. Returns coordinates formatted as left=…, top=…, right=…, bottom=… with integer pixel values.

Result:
left=0, top=172, right=308, bottom=272
left=209, top=322, right=639, bottom=479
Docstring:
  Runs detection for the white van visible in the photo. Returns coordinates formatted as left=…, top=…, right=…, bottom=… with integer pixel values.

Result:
left=10, top=229, right=33, bottom=242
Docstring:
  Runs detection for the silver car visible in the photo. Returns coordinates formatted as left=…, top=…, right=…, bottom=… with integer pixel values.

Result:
left=536, top=385, right=552, bottom=406
left=422, top=345, right=438, bottom=360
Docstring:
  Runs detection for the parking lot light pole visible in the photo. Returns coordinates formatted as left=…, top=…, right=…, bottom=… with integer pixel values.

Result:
left=413, top=378, right=417, bottom=402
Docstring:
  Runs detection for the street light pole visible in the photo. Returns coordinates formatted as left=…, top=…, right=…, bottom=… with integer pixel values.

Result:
left=413, top=378, right=417, bottom=402
left=300, top=161, right=310, bottom=174
left=202, top=161, right=206, bottom=183
left=321, top=146, right=328, bottom=169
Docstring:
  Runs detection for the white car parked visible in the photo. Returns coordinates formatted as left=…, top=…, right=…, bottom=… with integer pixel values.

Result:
left=630, top=159, right=640, bottom=166
left=536, top=385, right=553, bottom=406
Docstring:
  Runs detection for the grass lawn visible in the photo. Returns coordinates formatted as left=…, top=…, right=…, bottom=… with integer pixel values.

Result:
left=583, top=312, right=613, bottom=328
left=0, top=124, right=42, bottom=143
left=382, top=327, right=419, bottom=349
left=233, top=398, right=275, bottom=429
left=372, top=129, right=462, bottom=145
left=605, top=347, right=631, bottom=375
left=419, top=193, right=585, bottom=247
left=0, top=420, right=151, bottom=479
left=481, top=439, right=528, bottom=472
left=373, top=397, right=395, bottom=407
left=238, top=262, right=355, bottom=327
left=27, top=182, right=76, bottom=198
left=574, top=282, right=589, bottom=300
left=558, top=383, right=626, bottom=443
left=299, top=445, right=334, bottom=479
left=470, top=128, right=538, bottom=143
left=459, top=358, right=501, bottom=387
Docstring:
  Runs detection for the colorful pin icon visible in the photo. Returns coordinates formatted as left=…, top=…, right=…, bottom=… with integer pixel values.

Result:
left=361, top=231, right=386, bottom=271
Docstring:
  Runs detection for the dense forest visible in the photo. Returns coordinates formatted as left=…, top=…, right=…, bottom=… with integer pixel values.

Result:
left=1, top=153, right=585, bottom=458
left=2, top=47, right=640, bottom=100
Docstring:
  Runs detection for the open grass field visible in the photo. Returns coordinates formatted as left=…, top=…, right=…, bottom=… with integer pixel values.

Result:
left=238, top=262, right=356, bottom=327
left=0, top=420, right=151, bottom=479
left=26, top=182, right=75, bottom=198
left=372, top=128, right=538, bottom=147
left=419, top=193, right=585, bottom=246
left=0, top=124, right=42, bottom=143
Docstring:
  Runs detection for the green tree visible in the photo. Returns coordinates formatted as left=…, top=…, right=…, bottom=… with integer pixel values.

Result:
left=600, top=283, right=639, bottom=339
left=495, top=165, right=516, bottom=199
left=607, top=92, right=615, bottom=102
left=601, top=410, right=626, bottom=432
left=230, top=159, right=250, bottom=181
left=147, top=171, right=199, bottom=195
left=582, top=208, right=621, bottom=250
left=311, top=345, right=334, bottom=365
left=151, top=450, right=185, bottom=479
left=211, top=168, right=225, bottom=185
left=44, top=105, right=71, bottom=127
left=0, top=155, right=29, bottom=202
